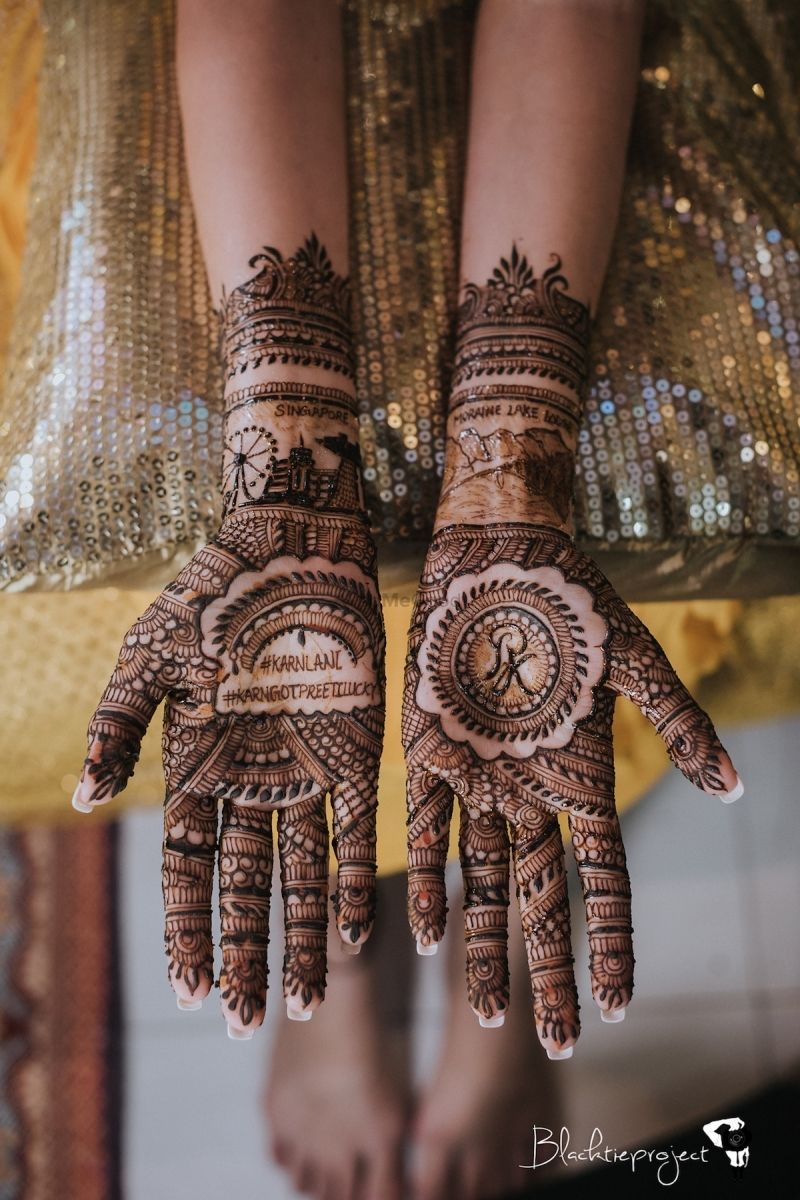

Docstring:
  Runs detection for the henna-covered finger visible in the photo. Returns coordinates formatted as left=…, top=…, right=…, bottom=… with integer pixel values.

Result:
left=162, top=793, right=218, bottom=1010
left=569, top=805, right=634, bottom=1023
left=406, top=769, right=455, bottom=955
left=330, top=775, right=378, bottom=954
left=73, top=604, right=169, bottom=812
left=218, top=800, right=274, bottom=1038
left=558, top=689, right=634, bottom=1022
left=605, top=603, right=742, bottom=802
left=277, top=793, right=330, bottom=1019
left=510, top=807, right=580, bottom=1060
left=458, top=804, right=511, bottom=1027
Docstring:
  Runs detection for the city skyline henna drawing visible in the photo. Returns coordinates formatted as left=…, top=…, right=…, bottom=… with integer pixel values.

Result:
left=221, top=383, right=365, bottom=517
left=73, top=236, right=385, bottom=1040
left=403, top=249, right=743, bottom=1061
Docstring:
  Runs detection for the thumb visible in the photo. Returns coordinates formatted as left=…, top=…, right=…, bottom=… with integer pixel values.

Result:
left=606, top=604, right=743, bottom=803
left=72, top=607, right=169, bottom=812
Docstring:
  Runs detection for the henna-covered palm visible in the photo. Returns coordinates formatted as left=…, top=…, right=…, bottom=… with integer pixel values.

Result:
left=403, top=524, right=741, bottom=1059
left=74, top=506, right=384, bottom=1034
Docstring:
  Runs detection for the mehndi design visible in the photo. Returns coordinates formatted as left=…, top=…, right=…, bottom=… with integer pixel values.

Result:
left=74, top=238, right=385, bottom=1039
left=217, top=234, right=354, bottom=380
left=403, top=249, right=743, bottom=1061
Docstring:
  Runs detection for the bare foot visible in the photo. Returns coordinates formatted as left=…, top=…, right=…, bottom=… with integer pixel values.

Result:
left=263, top=878, right=411, bottom=1200
left=411, top=891, right=563, bottom=1200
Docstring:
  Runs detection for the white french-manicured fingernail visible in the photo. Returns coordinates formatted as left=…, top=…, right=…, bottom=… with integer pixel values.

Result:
left=601, top=1007, right=626, bottom=1024
left=71, top=786, right=93, bottom=814
left=478, top=1013, right=505, bottom=1028
left=177, top=997, right=202, bottom=1012
left=416, top=939, right=438, bottom=956
left=341, top=941, right=361, bottom=956
left=286, top=1006, right=313, bottom=1022
left=227, top=1025, right=254, bottom=1040
left=720, top=773, right=744, bottom=804
left=546, top=1045, right=574, bottom=1061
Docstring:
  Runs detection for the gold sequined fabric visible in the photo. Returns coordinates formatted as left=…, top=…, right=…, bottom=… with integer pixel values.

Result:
left=1, top=0, right=798, bottom=597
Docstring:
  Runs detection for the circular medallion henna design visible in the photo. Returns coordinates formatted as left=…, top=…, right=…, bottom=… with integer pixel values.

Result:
left=416, top=564, right=607, bottom=759
left=200, top=555, right=382, bottom=717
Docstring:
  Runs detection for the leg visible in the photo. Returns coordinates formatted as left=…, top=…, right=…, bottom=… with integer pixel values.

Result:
left=411, top=867, right=564, bottom=1200
left=265, top=873, right=410, bottom=1200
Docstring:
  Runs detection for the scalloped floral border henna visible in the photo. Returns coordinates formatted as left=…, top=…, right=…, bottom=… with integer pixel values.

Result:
left=453, top=246, right=590, bottom=391
left=217, top=233, right=354, bottom=380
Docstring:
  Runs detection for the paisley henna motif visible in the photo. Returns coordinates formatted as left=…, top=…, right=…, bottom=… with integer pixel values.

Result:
left=74, top=237, right=384, bottom=1038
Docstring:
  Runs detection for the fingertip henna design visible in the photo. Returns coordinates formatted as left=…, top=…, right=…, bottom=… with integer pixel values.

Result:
left=459, top=807, right=511, bottom=1023
left=218, top=800, right=274, bottom=1030
left=278, top=796, right=330, bottom=1014
left=163, top=794, right=218, bottom=1003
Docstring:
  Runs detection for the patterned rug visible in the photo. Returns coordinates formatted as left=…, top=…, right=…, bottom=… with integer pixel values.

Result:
left=0, top=820, right=122, bottom=1200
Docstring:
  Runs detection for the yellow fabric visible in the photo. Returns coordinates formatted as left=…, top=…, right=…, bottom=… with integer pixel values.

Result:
left=2, top=8, right=799, bottom=878
left=0, top=0, right=41, bottom=373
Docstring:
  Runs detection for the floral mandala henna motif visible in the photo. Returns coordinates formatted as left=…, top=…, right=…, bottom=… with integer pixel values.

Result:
left=416, top=562, right=607, bottom=758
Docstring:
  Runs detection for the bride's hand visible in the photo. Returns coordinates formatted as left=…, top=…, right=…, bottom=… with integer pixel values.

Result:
left=73, top=507, right=385, bottom=1037
left=402, top=522, right=741, bottom=1060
